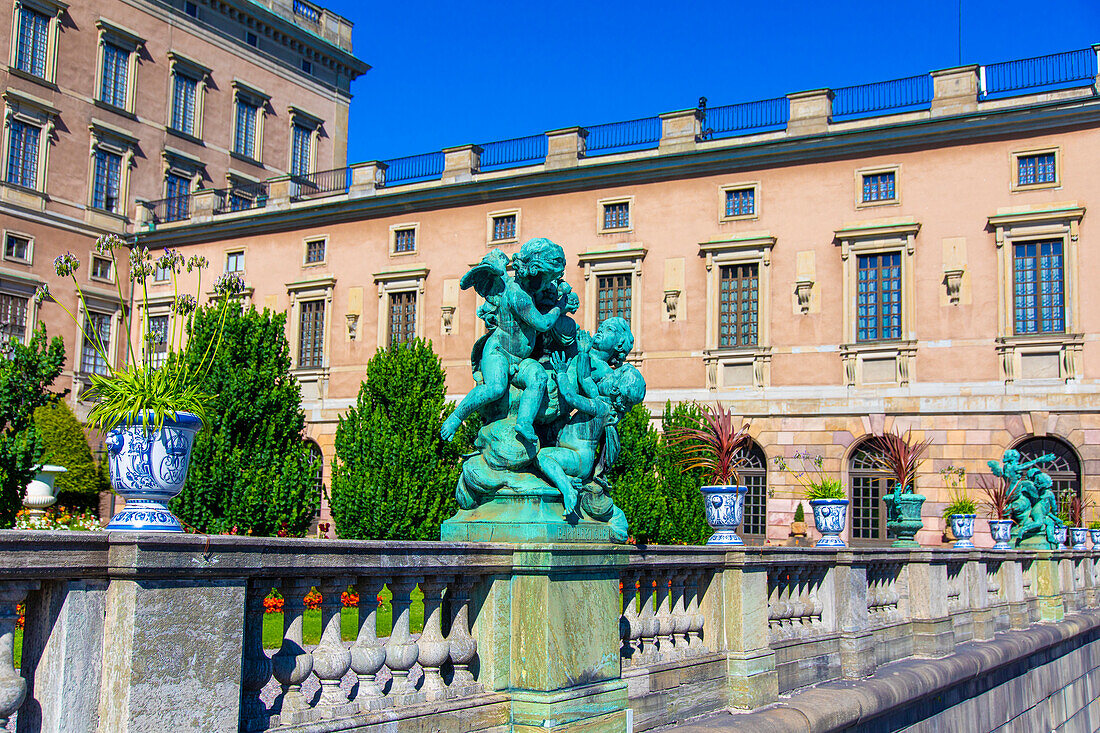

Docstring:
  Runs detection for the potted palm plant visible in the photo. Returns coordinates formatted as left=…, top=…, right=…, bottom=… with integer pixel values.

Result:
left=774, top=452, right=847, bottom=548
left=665, top=403, right=752, bottom=545
left=39, top=235, right=243, bottom=532
left=975, top=473, right=1015, bottom=550
left=873, top=429, right=932, bottom=548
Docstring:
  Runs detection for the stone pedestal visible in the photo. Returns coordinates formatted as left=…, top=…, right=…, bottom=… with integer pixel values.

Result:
left=906, top=555, right=955, bottom=658
left=441, top=493, right=614, bottom=543
left=1033, top=554, right=1065, bottom=622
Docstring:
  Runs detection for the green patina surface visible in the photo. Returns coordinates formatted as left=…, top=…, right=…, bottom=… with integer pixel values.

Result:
left=990, top=449, right=1064, bottom=549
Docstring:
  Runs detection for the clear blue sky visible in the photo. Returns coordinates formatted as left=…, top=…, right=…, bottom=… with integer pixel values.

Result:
left=322, top=0, right=1100, bottom=164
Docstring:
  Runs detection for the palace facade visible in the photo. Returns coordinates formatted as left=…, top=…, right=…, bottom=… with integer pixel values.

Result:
left=133, top=48, right=1100, bottom=545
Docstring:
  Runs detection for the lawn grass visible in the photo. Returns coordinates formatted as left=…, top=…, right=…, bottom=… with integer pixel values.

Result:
left=261, top=585, right=425, bottom=649
left=14, top=627, right=21, bottom=669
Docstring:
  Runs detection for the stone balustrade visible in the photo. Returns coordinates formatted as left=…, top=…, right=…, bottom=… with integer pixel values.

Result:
left=0, top=534, right=1097, bottom=732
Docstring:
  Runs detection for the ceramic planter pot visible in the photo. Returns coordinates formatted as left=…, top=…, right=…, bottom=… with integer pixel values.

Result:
left=790, top=521, right=808, bottom=537
left=988, top=519, right=1013, bottom=550
left=949, top=514, right=976, bottom=549
left=701, top=485, right=748, bottom=545
left=809, top=499, right=849, bottom=548
left=884, top=492, right=926, bottom=548
left=1091, top=529, right=1100, bottom=548
left=104, top=411, right=202, bottom=532
left=1053, top=525, right=1068, bottom=549
left=23, top=465, right=66, bottom=518
left=1070, top=527, right=1088, bottom=550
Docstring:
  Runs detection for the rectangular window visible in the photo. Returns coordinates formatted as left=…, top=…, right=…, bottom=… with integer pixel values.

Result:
left=185, top=1, right=198, bottom=17
left=6, top=120, right=39, bottom=189
left=91, top=255, right=113, bottom=281
left=305, top=239, right=325, bottom=264
left=388, top=291, right=416, bottom=345
left=15, top=7, right=49, bottom=78
left=300, top=59, right=312, bottom=75
left=856, top=253, right=902, bottom=342
left=298, top=299, right=324, bottom=368
left=602, top=201, right=630, bottom=230
left=1017, top=153, right=1056, bottom=187
left=1013, top=240, right=1065, bottom=335
left=92, top=150, right=122, bottom=213
left=492, top=214, right=517, bottom=241
left=0, top=293, right=28, bottom=343
left=234, top=100, right=258, bottom=159
left=597, top=274, right=631, bottom=324
left=225, top=251, right=244, bottom=273
left=393, top=227, right=416, bottom=253
left=147, top=314, right=169, bottom=368
left=861, top=171, right=896, bottom=203
left=4, top=234, right=30, bottom=262
left=245, top=32, right=258, bottom=47
left=851, top=476, right=887, bottom=541
left=165, top=173, right=190, bottom=222
left=718, top=264, right=759, bottom=347
left=171, top=74, right=198, bottom=136
left=291, top=124, right=312, bottom=176
left=99, top=43, right=129, bottom=108
left=154, top=265, right=170, bottom=282
left=81, top=312, right=112, bottom=375
left=725, top=188, right=755, bottom=218
left=229, top=193, right=252, bottom=212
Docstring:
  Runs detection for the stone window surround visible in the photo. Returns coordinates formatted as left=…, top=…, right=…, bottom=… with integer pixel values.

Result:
left=2, top=228, right=34, bottom=265
left=988, top=203, right=1084, bottom=383
left=224, top=247, right=246, bottom=273
left=162, top=146, right=203, bottom=198
left=373, top=266, right=427, bottom=349
left=596, top=195, right=633, bottom=234
left=88, top=252, right=114, bottom=284
left=288, top=105, right=323, bottom=175
left=167, top=51, right=211, bottom=141
left=9, top=0, right=65, bottom=85
left=854, top=164, right=901, bottom=209
left=232, top=79, right=270, bottom=163
left=719, top=181, right=760, bottom=223
left=302, top=234, right=328, bottom=267
left=1010, top=146, right=1061, bottom=193
left=0, top=267, right=43, bottom=345
left=577, top=245, right=645, bottom=355
left=486, top=208, right=520, bottom=246
left=389, top=222, right=419, bottom=257
left=700, top=234, right=773, bottom=390
left=836, top=220, right=919, bottom=387
left=93, top=19, right=145, bottom=114
left=2, top=88, right=59, bottom=196
left=135, top=293, right=176, bottom=368
left=87, top=119, right=138, bottom=220
left=286, top=275, right=335, bottom=379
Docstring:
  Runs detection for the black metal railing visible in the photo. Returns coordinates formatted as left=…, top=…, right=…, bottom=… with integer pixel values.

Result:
left=832, top=74, right=933, bottom=119
left=144, top=194, right=191, bottom=224
left=212, top=180, right=269, bottom=215
left=289, top=167, right=351, bottom=200
left=982, top=47, right=1097, bottom=98
left=703, top=96, right=790, bottom=138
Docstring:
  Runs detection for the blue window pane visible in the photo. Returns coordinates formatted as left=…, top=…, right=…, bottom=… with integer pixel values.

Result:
left=100, top=43, right=129, bottom=108
left=291, top=124, right=311, bottom=176
left=16, top=8, right=49, bottom=78
left=6, top=120, right=39, bottom=189
left=1017, top=153, right=1056, bottom=186
left=725, top=188, right=755, bottom=217
left=92, top=150, right=122, bottom=212
left=165, top=173, right=190, bottom=222
left=861, top=172, right=896, bottom=203
left=171, top=75, right=198, bottom=136
left=1013, top=240, right=1064, bottom=334
left=234, top=101, right=258, bottom=158
left=857, top=252, right=902, bottom=342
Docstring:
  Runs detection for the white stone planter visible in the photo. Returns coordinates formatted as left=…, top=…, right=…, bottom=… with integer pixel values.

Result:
left=23, top=465, right=67, bottom=517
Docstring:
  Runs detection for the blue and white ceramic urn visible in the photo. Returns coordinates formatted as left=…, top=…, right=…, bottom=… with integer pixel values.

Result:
left=1091, top=529, right=1100, bottom=548
left=809, top=499, right=849, bottom=548
left=1070, top=527, right=1088, bottom=550
left=701, top=485, right=748, bottom=545
left=104, top=411, right=202, bottom=532
left=988, top=519, right=1013, bottom=550
left=950, top=514, right=976, bottom=549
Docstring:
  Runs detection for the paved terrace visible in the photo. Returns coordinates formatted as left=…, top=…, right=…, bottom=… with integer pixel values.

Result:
left=0, top=533, right=1098, bottom=731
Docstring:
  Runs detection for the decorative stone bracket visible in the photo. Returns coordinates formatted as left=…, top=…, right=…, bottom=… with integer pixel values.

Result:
left=794, top=279, right=814, bottom=314
left=345, top=313, right=359, bottom=341
left=841, top=341, right=917, bottom=387
left=663, top=290, right=680, bottom=322
left=441, top=305, right=456, bottom=334
left=943, top=269, right=964, bottom=305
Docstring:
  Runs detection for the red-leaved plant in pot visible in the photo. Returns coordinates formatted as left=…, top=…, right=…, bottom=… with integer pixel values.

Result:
left=872, top=429, right=933, bottom=548
left=975, top=473, right=1016, bottom=550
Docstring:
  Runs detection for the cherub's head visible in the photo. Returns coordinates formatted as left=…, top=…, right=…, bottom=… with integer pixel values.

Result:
left=1003, top=449, right=1021, bottom=465
left=593, top=317, right=634, bottom=367
left=512, top=238, right=566, bottom=286
left=599, top=363, right=646, bottom=416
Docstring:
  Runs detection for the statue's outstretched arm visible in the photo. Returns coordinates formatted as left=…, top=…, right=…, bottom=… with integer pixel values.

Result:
left=551, top=352, right=602, bottom=417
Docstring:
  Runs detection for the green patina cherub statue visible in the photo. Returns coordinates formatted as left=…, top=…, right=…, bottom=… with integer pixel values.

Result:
left=990, top=448, right=1060, bottom=548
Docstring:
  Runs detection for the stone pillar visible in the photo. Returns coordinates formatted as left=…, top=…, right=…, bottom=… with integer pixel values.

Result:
left=658, top=108, right=702, bottom=154
left=190, top=189, right=218, bottom=221
left=502, top=545, right=630, bottom=732
left=1002, top=555, right=1030, bottom=630
left=18, top=580, right=106, bottom=733
left=1033, top=553, right=1065, bottom=622
left=906, top=553, right=954, bottom=657
left=442, top=144, right=482, bottom=183
left=348, top=160, right=387, bottom=198
left=930, top=65, right=980, bottom=117
left=545, top=127, right=588, bottom=169
left=134, top=200, right=154, bottom=230
left=834, top=553, right=875, bottom=678
left=786, top=89, right=833, bottom=136
left=703, top=552, right=777, bottom=710
left=1093, top=44, right=1100, bottom=89
left=967, top=556, right=995, bottom=642
left=266, top=176, right=292, bottom=207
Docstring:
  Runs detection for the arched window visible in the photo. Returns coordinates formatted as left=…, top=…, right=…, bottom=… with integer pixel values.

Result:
left=849, top=439, right=893, bottom=544
left=736, top=441, right=768, bottom=541
left=306, top=440, right=325, bottom=517
left=1014, top=436, right=1081, bottom=500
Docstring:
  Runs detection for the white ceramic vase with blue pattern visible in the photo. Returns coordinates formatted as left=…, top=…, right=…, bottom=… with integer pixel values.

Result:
left=988, top=519, right=1013, bottom=550
left=1054, top=525, right=1068, bottom=549
left=810, top=499, right=848, bottom=548
left=950, top=514, right=976, bottom=549
left=701, top=485, right=748, bottom=545
left=1091, top=529, right=1100, bottom=549
left=104, top=412, right=202, bottom=532
left=1070, top=527, right=1088, bottom=550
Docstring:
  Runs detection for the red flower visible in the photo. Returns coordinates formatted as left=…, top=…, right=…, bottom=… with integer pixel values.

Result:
left=263, top=596, right=284, bottom=614
left=16, top=603, right=24, bottom=630
left=304, top=589, right=322, bottom=610
left=341, top=590, right=359, bottom=608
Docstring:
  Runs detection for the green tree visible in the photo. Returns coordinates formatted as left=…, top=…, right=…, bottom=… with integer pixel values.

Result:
left=171, top=303, right=317, bottom=535
left=330, top=339, right=474, bottom=540
left=33, top=400, right=107, bottom=511
left=655, top=401, right=712, bottom=545
left=605, top=404, right=663, bottom=544
left=0, top=326, right=65, bottom=527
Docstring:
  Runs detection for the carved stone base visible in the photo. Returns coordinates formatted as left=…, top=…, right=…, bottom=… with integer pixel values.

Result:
left=441, top=492, right=614, bottom=543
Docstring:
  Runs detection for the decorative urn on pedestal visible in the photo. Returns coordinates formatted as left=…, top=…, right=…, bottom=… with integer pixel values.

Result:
left=22, top=465, right=66, bottom=518
left=701, top=485, right=748, bottom=546
left=1069, top=527, right=1088, bottom=550
left=949, top=514, right=976, bottom=549
left=874, top=430, right=933, bottom=548
left=809, top=499, right=849, bottom=548
left=989, top=519, right=1013, bottom=550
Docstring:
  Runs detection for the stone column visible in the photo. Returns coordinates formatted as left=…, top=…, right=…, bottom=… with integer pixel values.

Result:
left=786, top=89, right=833, bottom=136
left=834, top=553, right=875, bottom=678
left=703, top=551, right=778, bottom=710
left=442, top=145, right=482, bottom=183
left=266, top=176, right=293, bottom=208
left=930, top=65, right=980, bottom=117
left=658, top=108, right=702, bottom=154
left=190, top=188, right=218, bottom=221
left=966, top=556, right=995, bottom=642
left=348, top=161, right=387, bottom=198
left=907, top=552, right=954, bottom=657
left=545, top=127, right=588, bottom=169
left=1001, top=554, right=1030, bottom=630
left=1033, top=553, right=1065, bottom=622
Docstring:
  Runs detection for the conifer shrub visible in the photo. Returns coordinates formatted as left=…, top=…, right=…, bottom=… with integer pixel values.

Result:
left=655, top=401, right=712, bottom=545
left=606, top=404, right=663, bottom=543
left=33, top=400, right=107, bottom=511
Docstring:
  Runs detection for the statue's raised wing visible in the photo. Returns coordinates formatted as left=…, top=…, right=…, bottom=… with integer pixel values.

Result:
left=460, top=249, right=509, bottom=298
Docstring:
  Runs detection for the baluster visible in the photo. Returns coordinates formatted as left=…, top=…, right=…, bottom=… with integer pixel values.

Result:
left=654, top=572, right=674, bottom=657
left=447, top=576, right=478, bottom=693
left=271, top=580, right=315, bottom=721
left=776, top=568, right=792, bottom=639
left=313, top=578, right=354, bottom=715
left=767, top=569, right=780, bottom=639
left=789, top=567, right=805, bottom=636
left=686, top=570, right=705, bottom=652
left=670, top=573, right=689, bottom=652
left=637, top=575, right=659, bottom=660
left=620, top=572, right=640, bottom=662
left=351, top=575, right=388, bottom=709
left=384, top=578, right=419, bottom=698
left=240, top=580, right=274, bottom=731
left=0, top=584, right=29, bottom=728
left=418, top=576, right=451, bottom=700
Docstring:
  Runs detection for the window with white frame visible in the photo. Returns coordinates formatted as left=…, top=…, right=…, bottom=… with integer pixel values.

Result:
left=98, top=43, right=129, bottom=109
left=81, top=311, right=112, bottom=375
left=298, top=299, right=324, bottom=367
left=388, top=291, right=416, bottom=345
left=305, top=238, right=325, bottom=264
left=6, top=119, right=40, bottom=189
left=3, top=90, right=57, bottom=194
left=232, top=82, right=268, bottom=162
left=91, top=149, right=122, bottom=213
left=91, top=255, right=113, bottom=282
left=601, top=200, right=630, bottom=231
left=373, top=267, right=427, bottom=348
left=291, top=123, right=312, bottom=176
left=491, top=213, right=517, bottom=242
left=391, top=225, right=417, bottom=255
left=1012, top=148, right=1060, bottom=191
left=225, top=250, right=244, bottom=273
left=596, top=273, right=631, bottom=324
left=856, top=252, right=902, bottom=342
left=146, top=314, right=169, bottom=367
left=723, top=186, right=756, bottom=219
left=0, top=291, right=28, bottom=343
left=578, top=246, right=645, bottom=348
left=167, top=52, right=209, bottom=140
left=13, top=3, right=52, bottom=80
left=856, top=166, right=899, bottom=207
left=3, top=234, right=31, bottom=263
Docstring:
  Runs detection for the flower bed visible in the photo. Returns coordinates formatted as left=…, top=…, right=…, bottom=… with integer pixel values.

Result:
left=15, top=507, right=102, bottom=531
